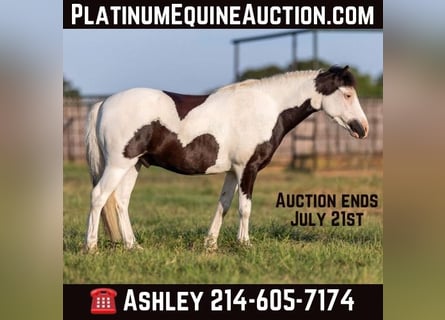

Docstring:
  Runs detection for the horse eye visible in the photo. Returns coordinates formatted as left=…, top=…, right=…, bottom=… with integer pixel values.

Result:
left=345, top=94, right=352, bottom=99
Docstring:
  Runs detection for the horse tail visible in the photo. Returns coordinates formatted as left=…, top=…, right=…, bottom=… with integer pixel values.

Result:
left=85, top=101, right=122, bottom=242
left=85, top=101, right=104, bottom=186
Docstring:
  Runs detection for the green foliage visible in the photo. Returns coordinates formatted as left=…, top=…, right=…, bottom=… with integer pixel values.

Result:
left=351, top=68, right=383, bottom=98
left=63, top=76, right=81, bottom=98
left=239, top=59, right=382, bottom=98
left=289, top=59, right=331, bottom=71
left=64, top=163, right=382, bottom=284
left=239, top=65, right=283, bottom=81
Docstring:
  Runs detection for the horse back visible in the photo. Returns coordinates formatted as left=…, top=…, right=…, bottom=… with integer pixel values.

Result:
left=162, top=91, right=209, bottom=120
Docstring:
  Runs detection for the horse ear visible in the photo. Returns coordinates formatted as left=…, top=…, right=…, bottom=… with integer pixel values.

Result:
left=339, top=65, right=356, bottom=87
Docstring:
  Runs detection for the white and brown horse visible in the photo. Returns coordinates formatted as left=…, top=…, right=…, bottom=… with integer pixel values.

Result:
left=84, top=66, right=368, bottom=251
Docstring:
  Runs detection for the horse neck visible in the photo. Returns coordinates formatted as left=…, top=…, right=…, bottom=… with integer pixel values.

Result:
left=278, top=99, right=318, bottom=138
left=255, top=71, right=321, bottom=144
left=256, top=71, right=321, bottom=113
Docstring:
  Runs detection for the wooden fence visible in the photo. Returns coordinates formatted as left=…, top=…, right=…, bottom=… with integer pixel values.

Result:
left=63, top=97, right=382, bottom=170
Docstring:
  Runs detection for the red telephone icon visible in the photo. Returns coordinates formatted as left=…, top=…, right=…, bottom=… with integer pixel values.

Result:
left=90, top=288, right=117, bottom=315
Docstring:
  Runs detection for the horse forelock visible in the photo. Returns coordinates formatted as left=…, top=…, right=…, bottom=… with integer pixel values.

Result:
left=315, top=66, right=356, bottom=95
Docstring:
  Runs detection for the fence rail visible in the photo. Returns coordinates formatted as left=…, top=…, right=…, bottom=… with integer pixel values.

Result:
left=63, top=97, right=382, bottom=170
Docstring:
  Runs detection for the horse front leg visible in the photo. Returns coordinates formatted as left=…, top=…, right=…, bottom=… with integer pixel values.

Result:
left=236, top=166, right=258, bottom=246
left=237, top=191, right=252, bottom=245
left=205, top=171, right=238, bottom=251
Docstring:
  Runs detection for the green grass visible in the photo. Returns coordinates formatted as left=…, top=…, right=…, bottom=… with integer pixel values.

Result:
left=64, top=163, right=382, bottom=284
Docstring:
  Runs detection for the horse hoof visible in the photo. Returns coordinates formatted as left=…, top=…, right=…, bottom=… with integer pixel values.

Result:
left=83, top=244, right=99, bottom=254
left=204, top=237, right=218, bottom=253
left=238, top=239, right=252, bottom=248
left=125, top=243, right=144, bottom=251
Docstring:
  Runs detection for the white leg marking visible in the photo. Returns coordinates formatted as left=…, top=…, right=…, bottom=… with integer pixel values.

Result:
left=237, top=192, right=252, bottom=245
left=115, top=164, right=141, bottom=249
left=205, top=171, right=238, bottom=250
left=85, top=166, right=129, bottom=251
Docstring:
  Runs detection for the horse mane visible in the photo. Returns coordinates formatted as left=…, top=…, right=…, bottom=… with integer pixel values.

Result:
left=256, top=70, right=321, bottom=87
left=215, top=66, right=356, bottom=97
left=216, top=69, right=321, bottom=93
left=217, top=79, right=260, bottom=91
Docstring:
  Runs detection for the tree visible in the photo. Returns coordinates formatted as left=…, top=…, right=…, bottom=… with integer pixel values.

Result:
left=239, top=65, right=283, bottom=81
left=63, top=76, right=81, bottom=98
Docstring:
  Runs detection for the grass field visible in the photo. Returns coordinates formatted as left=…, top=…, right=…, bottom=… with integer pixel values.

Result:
left=64, top=163, right=382, bottom=284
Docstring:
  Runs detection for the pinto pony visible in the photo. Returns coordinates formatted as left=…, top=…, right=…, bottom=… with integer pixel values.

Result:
left=84, top=66, right=368, bottom=251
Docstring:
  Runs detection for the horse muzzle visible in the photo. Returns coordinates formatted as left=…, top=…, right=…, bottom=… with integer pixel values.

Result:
left=347, top=119, right=368, bottom=139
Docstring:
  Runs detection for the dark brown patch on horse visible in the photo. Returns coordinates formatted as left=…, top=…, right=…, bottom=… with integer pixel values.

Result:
left=123, top=121, right=219, bottom=175
left=315, top=65, right=356, bottom=96
left=163, top=91, right=209, bottom=120
left=240, top=99, right=318, bottom=199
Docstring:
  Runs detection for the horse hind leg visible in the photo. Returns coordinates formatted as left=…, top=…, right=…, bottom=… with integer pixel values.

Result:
left=205, top=171, right=238, bottom=251
left=114, top=163, right=142, bottom=249
left=85, top=164, right=134, bottom=252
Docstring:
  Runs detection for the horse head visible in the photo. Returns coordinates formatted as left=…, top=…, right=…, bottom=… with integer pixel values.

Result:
left=315, top=65, right=369, bottom=139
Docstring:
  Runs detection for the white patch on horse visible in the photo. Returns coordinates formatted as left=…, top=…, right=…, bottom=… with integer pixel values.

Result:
left=237, top=191, right=252, bottom=244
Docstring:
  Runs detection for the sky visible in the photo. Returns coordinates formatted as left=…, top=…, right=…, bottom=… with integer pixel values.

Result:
left=63, top=29, right=383, bottom=95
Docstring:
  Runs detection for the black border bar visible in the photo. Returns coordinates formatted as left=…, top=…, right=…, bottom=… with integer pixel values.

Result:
left=64, top=284, right=382, bottom=320
left=63, top=0, right=383, bottom=29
